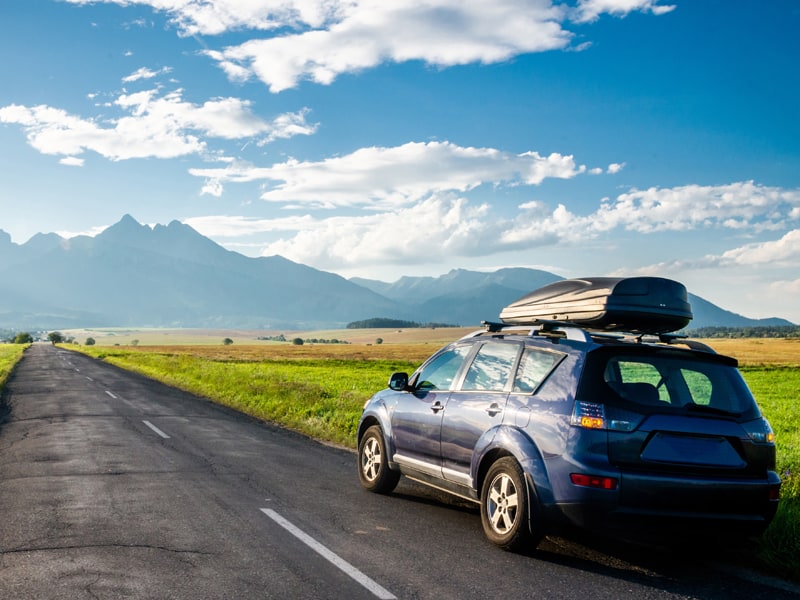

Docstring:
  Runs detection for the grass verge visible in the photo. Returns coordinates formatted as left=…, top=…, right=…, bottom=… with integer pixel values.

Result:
left=0, top=344, right=28, bottom=392
left=740, top=366, right=800, bottom=579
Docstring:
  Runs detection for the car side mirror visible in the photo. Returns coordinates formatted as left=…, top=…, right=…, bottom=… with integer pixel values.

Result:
left=388, top=372, right=409, bottom=391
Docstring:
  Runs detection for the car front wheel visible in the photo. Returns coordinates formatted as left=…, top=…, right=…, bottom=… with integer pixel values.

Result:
left=480, top=457, right=539, bottom=551
left=358, top=425, right=400, bottom=494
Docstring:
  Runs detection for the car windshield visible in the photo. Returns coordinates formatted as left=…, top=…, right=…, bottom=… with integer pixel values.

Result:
left=578, top=347, right=759, bottom=418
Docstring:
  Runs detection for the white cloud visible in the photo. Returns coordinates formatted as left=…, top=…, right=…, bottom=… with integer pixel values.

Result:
left=0, top=90, right=317, bottom=161
left=591, top=182, right=800, bottom=234
left=64, top=1, right=673, bottom=93
left=59, top=156, right=85, bottom=167
left=122, top=66, right=172, bottom=82
left=257, top=195, right=503, bottom=269
left=206, top=1, right=571, bottom=92
left=717, top=229, right=800, bottom=267
left=768, top=278, right=800, bottom=301
left=64, top=0, right=346, bottom=35
left=606, top=229, right=800, bottom=322
left=185, top=214, right=319, bottom=236
left=190, top=141, right=588, bottom=205
left=55, top=224, right=110, bottom=239
left=572, top=0, right=676, bottom=24
left=188, top=182, right=800, bottom=284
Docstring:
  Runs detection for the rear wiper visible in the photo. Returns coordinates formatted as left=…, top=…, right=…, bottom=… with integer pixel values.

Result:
left=684, top=403, right=740, bottom=417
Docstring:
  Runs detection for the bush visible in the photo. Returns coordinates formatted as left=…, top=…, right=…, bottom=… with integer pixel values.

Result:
left=292, top=338, right=304, bottom=346
left=85, top=337, right=96, bottom=346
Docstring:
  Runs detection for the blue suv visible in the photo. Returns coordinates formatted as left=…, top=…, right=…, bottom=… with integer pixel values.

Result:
left=357, top=317, right=780, bottom=550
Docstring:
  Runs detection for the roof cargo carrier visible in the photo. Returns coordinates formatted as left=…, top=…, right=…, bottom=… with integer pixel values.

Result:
left=499, top=276, right=692, bottom=334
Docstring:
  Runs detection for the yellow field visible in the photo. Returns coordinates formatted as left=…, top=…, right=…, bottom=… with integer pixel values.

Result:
left=60, top=327, right=800, bottom=367
left=61, top=326, right=475, bottom=353
left=695, top=338, right=800, bottom=367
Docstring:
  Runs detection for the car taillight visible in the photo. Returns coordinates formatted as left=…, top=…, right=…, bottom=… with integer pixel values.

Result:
left=571, top=401, right=606, bottom=429
left=570, top=473, right=618, bottom=490
left=742, top=417, right=776, bottom=445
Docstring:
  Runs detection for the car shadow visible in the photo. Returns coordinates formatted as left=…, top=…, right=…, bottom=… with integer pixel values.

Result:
left=386, top=479, right=798, bottom=599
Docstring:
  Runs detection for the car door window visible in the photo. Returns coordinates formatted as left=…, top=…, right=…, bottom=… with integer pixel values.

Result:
left=416, top=345, right=472, bottom=391
left=513, top=348, right=563, bottom=393
left=462, top=342, right=520, bottom=391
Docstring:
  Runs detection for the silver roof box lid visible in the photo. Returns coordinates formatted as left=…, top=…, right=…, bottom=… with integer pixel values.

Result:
left=499, top=277, right=693, bottom=334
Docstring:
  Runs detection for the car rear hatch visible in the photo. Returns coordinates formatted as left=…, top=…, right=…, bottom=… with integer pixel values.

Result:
left=577, top=345, right=777, bottom=514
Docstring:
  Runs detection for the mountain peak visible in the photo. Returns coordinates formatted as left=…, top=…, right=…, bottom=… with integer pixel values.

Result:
left=99, top=214, right=151, bottom=243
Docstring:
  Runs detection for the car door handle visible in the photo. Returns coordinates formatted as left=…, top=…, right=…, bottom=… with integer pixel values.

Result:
left=485, top=403, right=502, bottom=417
left=431, top=401, right=444, bottom=413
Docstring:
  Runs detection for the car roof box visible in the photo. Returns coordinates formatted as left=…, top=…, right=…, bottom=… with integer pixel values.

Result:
left=499, top=277, right=692, bottom=334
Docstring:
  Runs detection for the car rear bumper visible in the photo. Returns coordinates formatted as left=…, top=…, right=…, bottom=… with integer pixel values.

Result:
left=550, top=470, right=781, bottom=539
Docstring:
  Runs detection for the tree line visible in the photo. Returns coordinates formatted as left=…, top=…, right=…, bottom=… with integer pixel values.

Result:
left=686, top=325, right=800, bottom=338
left=346, top=317, right=459, bottom=329
left=2, top=331, right=73, bottom=344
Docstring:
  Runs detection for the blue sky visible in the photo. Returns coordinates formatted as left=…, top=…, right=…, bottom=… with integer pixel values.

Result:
left=1, top=0, right=798, bottom=323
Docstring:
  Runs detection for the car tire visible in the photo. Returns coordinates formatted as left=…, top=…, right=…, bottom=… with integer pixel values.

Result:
left=480, top=457, right=540, bottom=551
left=358, top=425, right=400, bottom=494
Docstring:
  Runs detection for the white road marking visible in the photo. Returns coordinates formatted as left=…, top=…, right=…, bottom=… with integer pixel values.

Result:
left=260, top=508, right=396, bottom=600
left=105, top=391, right=117, bottom=399
left=142, top=420, right=170, bottom=439
left=86, top=377, right=93, bottom=382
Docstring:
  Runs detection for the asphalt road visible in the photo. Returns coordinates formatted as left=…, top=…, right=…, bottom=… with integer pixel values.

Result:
left=0, top=343, right=797, bottom=599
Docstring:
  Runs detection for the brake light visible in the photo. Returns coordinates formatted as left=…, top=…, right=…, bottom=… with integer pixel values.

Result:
left=742, top=418, right=776, bottom=445
left=571, top=401, right=606, bottom=430
left=570, top=473, right=618, bottom=490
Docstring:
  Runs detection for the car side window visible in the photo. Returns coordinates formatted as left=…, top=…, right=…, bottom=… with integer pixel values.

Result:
left=416, top=345, right=472, bottom=391
left=462, top=342, right=520, bottom=392
left=513, top=348, right=562, bottom=393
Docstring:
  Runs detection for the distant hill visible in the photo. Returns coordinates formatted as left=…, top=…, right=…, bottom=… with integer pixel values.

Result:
left=0, top=215, right=404, bottom=329
left=351, top=270, right=795, bottom=330
left=351, top=268, right=562, bottom=327
left=0, top=215, right=793, bottom=330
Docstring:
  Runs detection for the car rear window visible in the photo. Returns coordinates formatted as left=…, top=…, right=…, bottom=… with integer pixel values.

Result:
left=578, top=347, right=759, bottom=418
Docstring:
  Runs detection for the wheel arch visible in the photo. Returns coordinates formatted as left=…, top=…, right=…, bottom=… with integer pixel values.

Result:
left=357, top=403, right=396, bottom=459
left=475, top=428, right=556, bottom=543
left=474, top=426, right=554, bottom=507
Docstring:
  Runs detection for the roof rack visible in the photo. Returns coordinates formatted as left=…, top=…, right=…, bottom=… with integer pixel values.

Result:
left=480, top=320, right=594, bottom=343
left=478, top=320, right=717, bottom=353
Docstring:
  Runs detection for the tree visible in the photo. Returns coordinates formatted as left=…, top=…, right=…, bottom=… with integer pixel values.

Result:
left=375, top=338, right=383, bottom=345
left=14, top=332, right=33, bottom=344
left=292, top=337, right=304, bottom=345
left=223, top=338, right=234, bottom=345
left=47, top=332, right=64, bottom=345
left=85, top=337, right=96, bottom=346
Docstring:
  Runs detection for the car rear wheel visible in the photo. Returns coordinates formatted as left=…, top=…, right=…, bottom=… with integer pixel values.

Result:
left=358, top=425, right=400, bottom=494
left=481, top=457, right=539, bottom=551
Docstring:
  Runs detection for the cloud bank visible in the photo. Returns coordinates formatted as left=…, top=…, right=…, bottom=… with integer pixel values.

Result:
left=65, top=0, right=676, bottom=92
left=0, top=89, right=316, bottom=162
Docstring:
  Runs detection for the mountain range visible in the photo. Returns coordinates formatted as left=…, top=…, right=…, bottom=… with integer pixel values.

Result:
left=0, top=215, right=793, bottom=331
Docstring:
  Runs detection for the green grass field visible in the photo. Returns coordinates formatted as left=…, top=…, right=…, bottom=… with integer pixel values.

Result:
left=0, top=344, right=27, bottom=390
left=66, top=339, right=800, bottom=581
